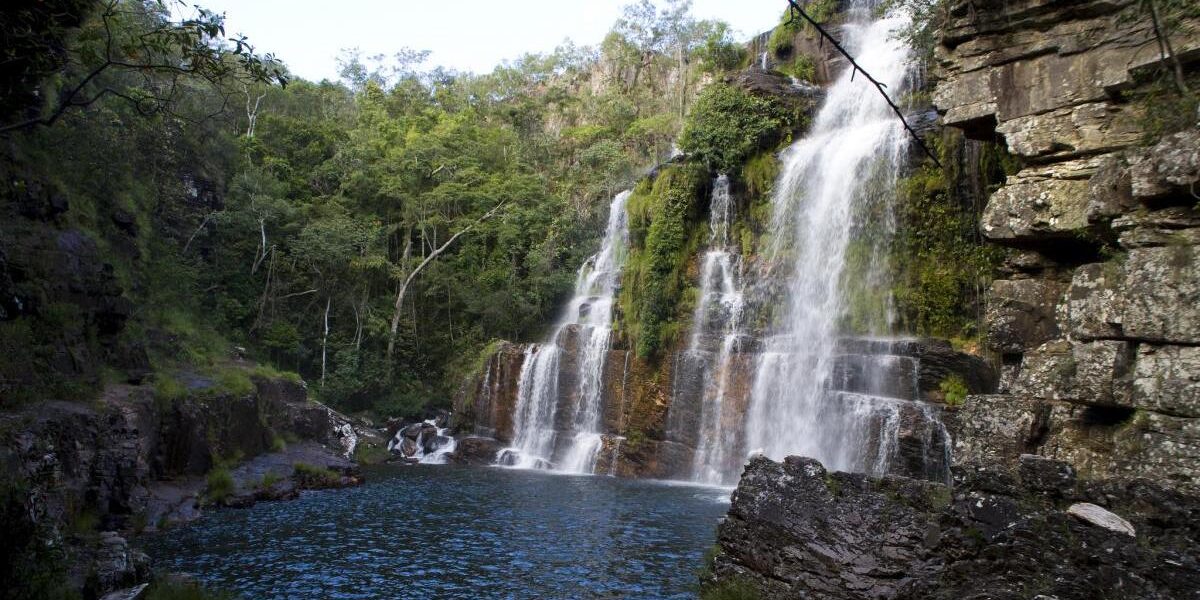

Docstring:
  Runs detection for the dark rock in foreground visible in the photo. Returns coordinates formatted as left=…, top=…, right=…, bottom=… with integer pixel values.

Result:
left=708, top=455, right=1200, bottom=600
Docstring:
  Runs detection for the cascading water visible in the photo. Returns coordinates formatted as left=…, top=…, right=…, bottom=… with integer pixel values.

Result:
left=497, top=191, right=631, bottom=473
left=685, top=176, right=748, bottom=485
left=387, top=419, right=457, bottom=464
left=740, top=7, right=930, bottom=476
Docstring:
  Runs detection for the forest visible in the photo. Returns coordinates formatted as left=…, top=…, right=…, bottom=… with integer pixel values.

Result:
left=0, top=0, right=755, bottom=416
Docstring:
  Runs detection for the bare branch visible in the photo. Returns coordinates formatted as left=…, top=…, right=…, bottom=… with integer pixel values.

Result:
left=386, top=202, right=507, bottom=358
left=784, top=0, right=942, bottom=168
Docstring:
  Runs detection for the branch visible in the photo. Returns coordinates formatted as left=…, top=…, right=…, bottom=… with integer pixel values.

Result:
left=182, top=211, right=216, bottom=253
left=784, top=0, right=942, bottom=168
left=385, top=202, right=506, bottom=358
left=1144, top=0, right=1190, bottom=95
left=278, top=288, right=318, bottom=300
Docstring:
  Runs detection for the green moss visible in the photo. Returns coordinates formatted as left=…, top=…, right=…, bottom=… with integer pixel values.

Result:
left=768, top=0, right=836, bottom=57
left=293, top=462, right=343, bottom=488
left=153, top=373, right=187, bottom=403
left=927, top=485, right=953, bottom=510
left=780, top=54, right=816, bottom=82
left=353, top=442, right=390, bottom=465
left=701, top=577, right=761, bottom=600
left=66, top=507, right=100, bottom=539
left=144, top=579, right=236, bottom=600
left=939, top=374, right=968, bottom=407
left=740, top=152, right=779, bottom=199
left=885, top=131, right=1007, bottom=341
left=617, top=166, right=706, bottom=358
left=823, top=473, right=843, bottom=496
left=767, top=19, right=799, bottom=57
left=212, top=367, right=255, bottom=397
left=250, top=364, right=304, bottom=384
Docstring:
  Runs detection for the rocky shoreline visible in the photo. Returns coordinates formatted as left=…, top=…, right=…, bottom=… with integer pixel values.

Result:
left=707, top=453, right=1199, bottom=600
left=0, top=370, right=384, bottom=599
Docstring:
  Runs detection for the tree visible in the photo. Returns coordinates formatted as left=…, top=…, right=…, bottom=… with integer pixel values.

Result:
left=0, top=0, right=287, bottom=134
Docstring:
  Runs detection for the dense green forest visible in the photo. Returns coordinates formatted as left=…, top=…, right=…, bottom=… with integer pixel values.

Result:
left=0, top=0, right=753, bottom=417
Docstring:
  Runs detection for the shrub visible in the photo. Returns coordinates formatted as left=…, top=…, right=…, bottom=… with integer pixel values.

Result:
left=701, top=577, right=761, bottom=600
left=939, top=374, right=968, bottom=407
left=144, top=579, right=235, bottom=600
left=678, top=84, right=792, bottom=174
left=204, top=467, right=236, bottom=504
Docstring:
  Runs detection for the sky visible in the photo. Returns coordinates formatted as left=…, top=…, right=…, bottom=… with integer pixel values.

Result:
left=192, top=0, right=785, bottom=82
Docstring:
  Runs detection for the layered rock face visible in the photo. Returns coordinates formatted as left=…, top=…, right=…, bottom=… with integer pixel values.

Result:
left=934, top=0, right=1200, bottom=492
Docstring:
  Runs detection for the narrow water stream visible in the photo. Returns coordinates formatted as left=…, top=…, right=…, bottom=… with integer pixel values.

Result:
left=144, top=465, right=730, bottom=599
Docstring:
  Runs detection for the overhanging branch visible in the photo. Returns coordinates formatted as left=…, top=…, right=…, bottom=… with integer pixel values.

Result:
left=784, top=0, right=942, bottom=168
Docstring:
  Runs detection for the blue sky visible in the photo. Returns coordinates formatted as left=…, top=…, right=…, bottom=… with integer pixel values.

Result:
left=194, top=0, right=785, bottom=81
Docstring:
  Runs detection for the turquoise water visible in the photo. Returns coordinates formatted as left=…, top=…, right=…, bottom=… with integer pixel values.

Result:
left=144, top=465, right=732, bottom=599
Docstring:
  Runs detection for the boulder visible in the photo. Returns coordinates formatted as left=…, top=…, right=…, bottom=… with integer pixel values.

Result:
left=1129, top=129, right=1200, bottom=201
left=1132, top=344, right=1200, bottom=418
left=89, top=532, right=150, bottom=598
left=1067, top=502, right=1136, bottom=537
left=1122, top=245, right=1200, bottom=344
left=985, top=278, right=1066, bottom=352
left=1085, top=154, right=1135, bottom=222
left=1012, top=339, right=1133, bottom=405
left=953, top=395, right=1049, bottom=469
left=981, top=175, right=1090, bottom=244
left=1060, top=262, right=1125, bottom=340
left=447, top=436, right=501, bottom=465
left=996, top=102, right=1141, bottom=161
left=1112, top=207, right=1200, bottom=248
left=1038, top=402, right=1200, bottom=488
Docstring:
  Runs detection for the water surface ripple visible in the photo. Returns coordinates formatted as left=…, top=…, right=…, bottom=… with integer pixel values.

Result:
left=144, top=465, right=731, bottom=599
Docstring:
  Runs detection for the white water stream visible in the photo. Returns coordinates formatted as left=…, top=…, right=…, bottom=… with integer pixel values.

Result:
left=742, top=8, right=914, bottom=473
left=687, top=176, right=748, bottom=485
left=497, top=191, right=631, bottom=473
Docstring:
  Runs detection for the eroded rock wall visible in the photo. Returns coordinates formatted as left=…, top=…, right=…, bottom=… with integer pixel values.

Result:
left=934, top=0, right=1200, bottom=492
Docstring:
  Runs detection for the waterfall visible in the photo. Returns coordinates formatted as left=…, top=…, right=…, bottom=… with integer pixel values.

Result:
left=686, top=176, right=748, bottom=485
left=741, top=8, right=923, bottom=475
left=497, top=191, right=631, bottom=473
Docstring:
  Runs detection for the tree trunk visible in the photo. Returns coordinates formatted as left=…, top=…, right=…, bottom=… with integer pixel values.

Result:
left=321, top=296, right=331, bottom=387
left=385, top=203, right=505, bottom=359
